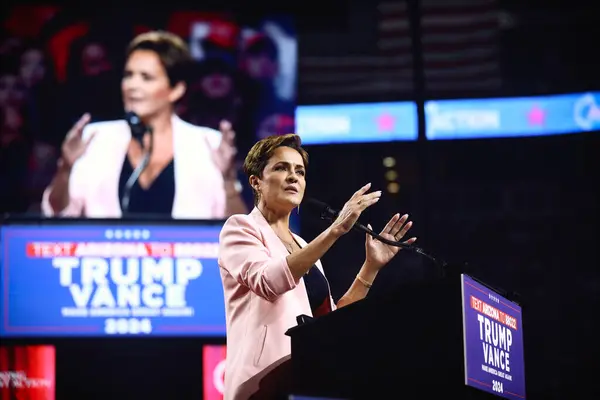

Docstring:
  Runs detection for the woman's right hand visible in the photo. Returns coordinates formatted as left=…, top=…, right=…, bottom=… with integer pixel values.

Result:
left=59, top=113, right=96, bottom=169
left=330, top=183, right=381, bottom=237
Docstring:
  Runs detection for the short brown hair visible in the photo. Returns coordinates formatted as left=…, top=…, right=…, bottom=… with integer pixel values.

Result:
left=243, top=134, right=309, bottom=205
left=126, top=30, right=192, bottom=86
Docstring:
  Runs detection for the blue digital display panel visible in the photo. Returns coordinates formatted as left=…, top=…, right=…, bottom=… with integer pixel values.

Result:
left=0, top=222, right=226, bottom=337
left=425, top=92, right=600, bottom=140
left=295, top=101, right=418, bottom=144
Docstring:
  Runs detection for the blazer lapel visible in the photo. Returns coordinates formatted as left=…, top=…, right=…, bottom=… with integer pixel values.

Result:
left=171, top=115, right=190, bottom=217
left=249, top=208, right=290, bottom=257
left=106, top=122, right=130, bottom=217
left=292, top=232, right=336, bottom=311
left=250, top=208, right=314, bottom=306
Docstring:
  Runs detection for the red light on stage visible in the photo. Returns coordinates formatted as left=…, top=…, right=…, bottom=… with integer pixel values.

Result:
left=0, top=345, right=56, bottom=400
left=203, top=345, right=226, bottom=400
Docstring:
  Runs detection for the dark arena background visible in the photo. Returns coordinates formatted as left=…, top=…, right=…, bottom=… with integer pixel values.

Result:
left=1, top=0, right=598, bottom=399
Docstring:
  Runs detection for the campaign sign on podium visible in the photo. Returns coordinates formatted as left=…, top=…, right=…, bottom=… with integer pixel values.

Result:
left=461, top=274, right=526, bottom=399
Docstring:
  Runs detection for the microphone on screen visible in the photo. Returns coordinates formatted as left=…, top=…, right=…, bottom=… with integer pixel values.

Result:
left=124, top=111, right=150, bottom=147
left=121, top=112, right=154, bottom=213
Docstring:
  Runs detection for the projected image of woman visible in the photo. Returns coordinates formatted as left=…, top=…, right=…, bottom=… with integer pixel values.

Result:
left=42, top=30, right=247, bottom=219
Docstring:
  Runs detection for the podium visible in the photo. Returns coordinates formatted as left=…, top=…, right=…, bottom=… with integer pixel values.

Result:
left=286, top=275, right=525, bottom=400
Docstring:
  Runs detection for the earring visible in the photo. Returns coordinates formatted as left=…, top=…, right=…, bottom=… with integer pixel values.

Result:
left=297, top=205, right=300, bottom=214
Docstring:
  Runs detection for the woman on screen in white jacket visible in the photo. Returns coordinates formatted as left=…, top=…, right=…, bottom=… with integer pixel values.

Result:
left=42, top=30, right=247, bottom=219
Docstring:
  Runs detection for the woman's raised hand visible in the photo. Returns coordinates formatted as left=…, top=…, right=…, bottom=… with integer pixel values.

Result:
left=59, top=113, right=96, bottom=169
left=330, top=183, right=381, bottom=237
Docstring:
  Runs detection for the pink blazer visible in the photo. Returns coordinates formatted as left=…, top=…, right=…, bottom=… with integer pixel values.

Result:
left=41, top=115, right=226, bottom=219
left=218, top=208, right=336, bottom=400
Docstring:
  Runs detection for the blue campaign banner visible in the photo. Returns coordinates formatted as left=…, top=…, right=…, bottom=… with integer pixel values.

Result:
left=0, top=222, right=226, bottom=337
left=461, top=274, right=526, bottom=399
left=425, top=91, right=600, bottom=139
left=295, top=101, right=418, bottom=144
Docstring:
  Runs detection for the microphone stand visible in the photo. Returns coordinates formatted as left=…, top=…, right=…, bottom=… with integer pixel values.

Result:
left=314, top=206, right=452, bottom=277
left=121, top=126, right=153, bottom=214
left=356, top=221, right=521, bottom=301
left=301, top=198, right=524, bottom=319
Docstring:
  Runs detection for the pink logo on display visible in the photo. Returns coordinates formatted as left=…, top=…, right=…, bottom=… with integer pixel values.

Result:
left=376, top=113, right=396, bottom=132
left=527, top=105, right=545, bottom=125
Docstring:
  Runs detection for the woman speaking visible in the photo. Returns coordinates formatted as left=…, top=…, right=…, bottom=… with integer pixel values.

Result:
left=42, top=30, right=246, bottom=219
left=218, top=134, right=417, bottom=399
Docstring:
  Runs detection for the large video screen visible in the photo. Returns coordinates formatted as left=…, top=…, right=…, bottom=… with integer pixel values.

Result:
left=0, top=221, right=226, bottom=337
left=1, top=6, right=296, bottom=219
left=425, top=91, right=600, bottom=140
left=295, top=101, right=418, bottom=145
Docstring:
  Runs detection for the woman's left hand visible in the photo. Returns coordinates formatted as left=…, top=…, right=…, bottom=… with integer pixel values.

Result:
left=211, top=120, right=238, bottom=180
left=365, top=213, right=417, bottom=270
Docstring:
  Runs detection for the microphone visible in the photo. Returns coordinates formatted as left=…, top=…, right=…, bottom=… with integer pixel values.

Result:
left=125, top=111, right=148, bottom=147
left=303, top=198, right=446, bottom=267
left=121, top=112, right=154, bottom=214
